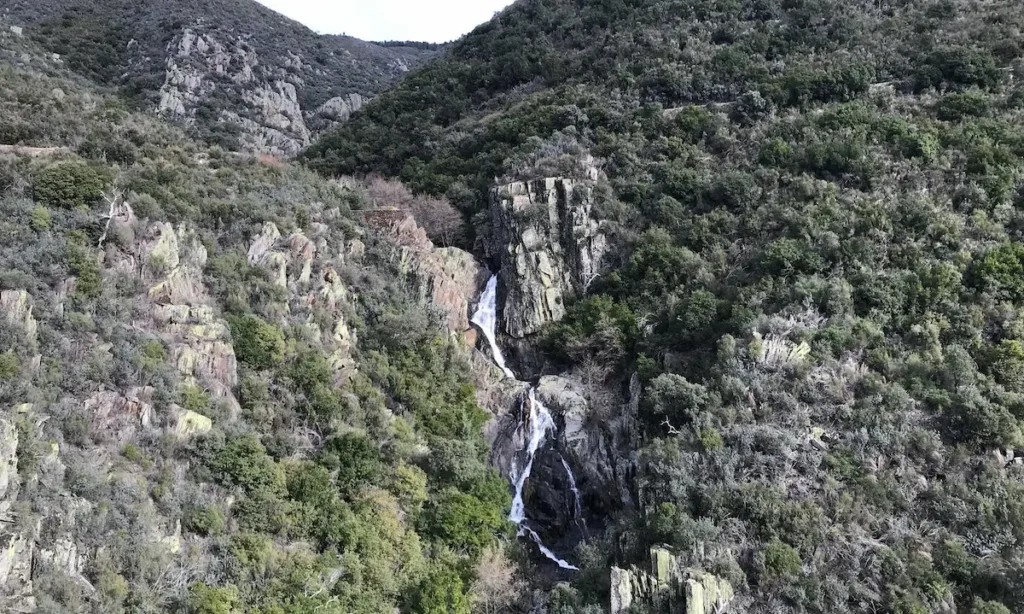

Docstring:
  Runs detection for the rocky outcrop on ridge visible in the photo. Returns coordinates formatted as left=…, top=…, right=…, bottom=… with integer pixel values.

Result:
left=486, top=164, right=607, bottom=338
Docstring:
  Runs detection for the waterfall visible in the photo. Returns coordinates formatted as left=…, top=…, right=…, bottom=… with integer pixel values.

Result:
left=471, top=274, right=580, bottom=570
left=560, top=454, right=585, bottom=529
left=509, top=389, right=555, bottom=524
left=520, top=525, right=579, bottom=571
left=470, top=275, right=515, bottom=379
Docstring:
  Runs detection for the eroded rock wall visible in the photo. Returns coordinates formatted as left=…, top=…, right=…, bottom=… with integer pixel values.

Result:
left=487, top=172, right=606, bottom=338
left=611, top=547, right=735, bottom=614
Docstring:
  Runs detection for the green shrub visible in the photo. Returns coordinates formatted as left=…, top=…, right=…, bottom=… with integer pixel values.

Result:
left=700, top=428, right=724, bottom=450
left=34, top=161, right=109, bottom=210
left=976, top=242, right=1024, bottom=302
left=67, top=243, right=103, bottom=298
left=29, top=206, right=52, bottom=231
left=120, top=443, right=151, bottom=469
left=936, top=91, right=990, bottom=121
left=139, top=340, right=167, bottom=370
left=180, top=385, right=211, bottom=414
left=971, top=599, right=1012, bottom=614
left=414, top=566, right=471, bottom=614
left=208, top=434, right=284, bottom=494
left=318, top=432, right=382, bottom=495
left=0, top=352, right=20, bottom=380
left=759, top=539, right=801, bottom=581
left=185, top=582, right=240, bottom=614
left=424, top=488, right=507, bottom=556
left=183, top=505, right=226, bottom=536
left=228, top=314, right=286, bottom=370
left=991, top=340, right=1024, bottom=393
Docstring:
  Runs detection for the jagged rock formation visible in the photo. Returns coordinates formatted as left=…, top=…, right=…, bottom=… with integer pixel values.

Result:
left=522, top=374, right=636, bottom=534
left=373, top=212, right=487, bottom=339
left=0, top=408, right=93, bottom=612
left=487, top=165, right=607, bottom=338
left=158, top=28, right=315, bottom=155
left=610, top=547, right=734, bottom=614
left=246, top=221, right=359, bottom=380
left=141, top=222, right=240, bottom=413
left=0, top=290, right=37, bottom=343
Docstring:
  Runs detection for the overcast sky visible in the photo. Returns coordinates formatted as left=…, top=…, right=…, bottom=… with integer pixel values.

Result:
left=254, top=0, right=515, bottom=43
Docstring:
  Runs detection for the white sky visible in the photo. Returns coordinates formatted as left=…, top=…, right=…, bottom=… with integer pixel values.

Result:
left=254, top=0, right=515, bottom=43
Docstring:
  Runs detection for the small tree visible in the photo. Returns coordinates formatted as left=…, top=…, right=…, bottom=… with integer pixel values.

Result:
left=34, top=161, right=109, bottom=209
left=227, top=315, right=285, bottom=370
left=364, top=175, right=464, bottom=246
left=470, top=546, right=523, bottom=614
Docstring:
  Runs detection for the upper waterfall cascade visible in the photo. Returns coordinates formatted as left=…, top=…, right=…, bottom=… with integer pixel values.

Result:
left=470, top=275, right=515, bottom=379
left=470, top=274, right=581, bottom=571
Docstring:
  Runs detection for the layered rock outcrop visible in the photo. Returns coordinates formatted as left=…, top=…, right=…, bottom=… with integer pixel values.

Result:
left=487, top=170, right=607, bottom=338
left=154, top=26, right=429, bottom=156
left=610, top=547, right=734, bottom=614
left=0, top=290, right=37, bottom=344
left=246, top=221, right=359, bottom=380
left=141, top=223, right=240, bottom=413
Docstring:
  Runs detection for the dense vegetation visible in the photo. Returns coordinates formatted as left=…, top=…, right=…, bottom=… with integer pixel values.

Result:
left=306, top=0, right=1024, bottom=612
left=0, top=25, right=513, bottom=614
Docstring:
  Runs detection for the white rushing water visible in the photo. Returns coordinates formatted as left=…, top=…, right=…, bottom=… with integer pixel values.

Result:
left=560, top=454, right=584, bottom=528
left=509, top=389, right=555, bottom=523
left=470, top=275, right=516, bottom=379
left=520, top=525, right=580, bottom=571
left=471, top=274, right=580, bottom=570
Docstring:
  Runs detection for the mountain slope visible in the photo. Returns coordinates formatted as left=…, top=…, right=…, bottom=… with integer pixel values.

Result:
left=305, top=0, right=1024, bottom=613
left=2, top=0, right=438, bottom=154
left=0, top=21, right=515, bottom=614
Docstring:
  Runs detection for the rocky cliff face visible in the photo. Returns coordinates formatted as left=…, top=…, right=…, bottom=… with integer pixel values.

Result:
left=370, top=212, right=487, bottom=341
left=486, top=167, right=606, bottom=339
left=245, top=220, right=361, bottom=381
left=156, top=29, right=313, bottom=155
left=611, top=547, right=735, bottom=614
left=151, top=21, right=433, bottom=156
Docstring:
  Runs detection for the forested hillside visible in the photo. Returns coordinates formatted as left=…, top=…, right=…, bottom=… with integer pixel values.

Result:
left=6, top=0, right=1024, bottom=613
left=304, top=0, right=1024, bottom=613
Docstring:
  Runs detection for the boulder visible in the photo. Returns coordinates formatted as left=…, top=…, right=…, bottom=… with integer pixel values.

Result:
left=84, top=388, right=155, bottom=441
left=378, top=213, right=487, bottom=335
left=0, top=531, right=35, bottom=613
left=315, top=93, right=363, bottom=122
left=174, top=409, right=213, bottom=438
left=487, top=169, right=606, bottom=338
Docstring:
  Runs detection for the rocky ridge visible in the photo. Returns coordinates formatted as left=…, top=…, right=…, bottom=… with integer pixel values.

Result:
left=3, top=0, right=438, bottom=156
left=157, top=28, right=375, bottom=156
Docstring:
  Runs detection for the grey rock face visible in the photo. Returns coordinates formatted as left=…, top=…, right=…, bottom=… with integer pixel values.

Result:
left=610, top=547, right=734, bottom=614
left=487, top=173, right=606, bottom=338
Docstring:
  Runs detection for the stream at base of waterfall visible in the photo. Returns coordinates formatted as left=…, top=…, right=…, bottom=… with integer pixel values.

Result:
left=471, top=274, right=580, bottom=571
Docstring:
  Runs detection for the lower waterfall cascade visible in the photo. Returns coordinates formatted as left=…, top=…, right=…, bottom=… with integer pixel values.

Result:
left=471, top=274, right=580, bottom=571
